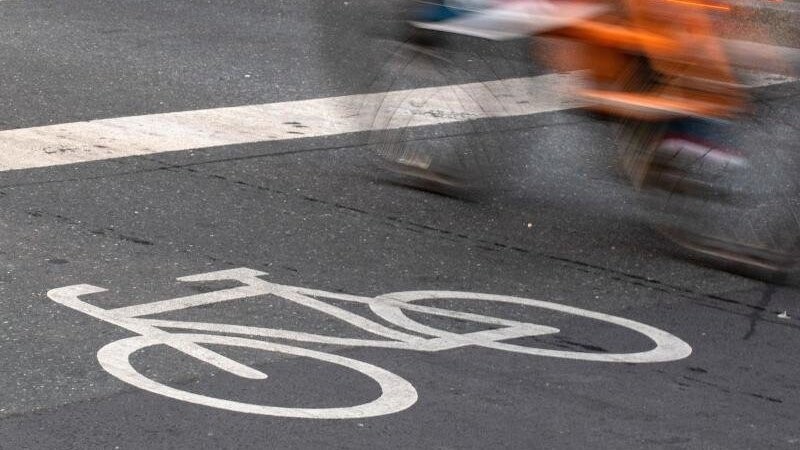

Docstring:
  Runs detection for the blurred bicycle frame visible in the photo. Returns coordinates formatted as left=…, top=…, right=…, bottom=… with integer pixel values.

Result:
left=364, top=0, right=800, bottom=278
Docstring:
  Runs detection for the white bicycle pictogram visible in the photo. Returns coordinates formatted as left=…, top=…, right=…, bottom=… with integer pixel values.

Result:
left=48, top=267, right=692, bottom=419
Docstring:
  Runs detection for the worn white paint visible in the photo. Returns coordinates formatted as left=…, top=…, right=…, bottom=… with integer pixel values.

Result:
left=0, top=73, right=580, bottom=172
left=3, top=64, right=796, bottom=172
left=48, top=267, right=692, bottom=419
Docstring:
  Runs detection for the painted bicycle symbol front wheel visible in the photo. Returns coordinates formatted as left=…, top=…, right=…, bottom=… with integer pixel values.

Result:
left=370, top=291, right=693, bottom=363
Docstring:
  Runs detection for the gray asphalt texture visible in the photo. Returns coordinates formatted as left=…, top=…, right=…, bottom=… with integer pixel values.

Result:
left=1, top=1, right=799, bottom=449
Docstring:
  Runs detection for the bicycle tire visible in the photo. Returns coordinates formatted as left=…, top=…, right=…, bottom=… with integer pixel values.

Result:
left=362, top=32, right=525, bottom=191
left=609, top=55, right=800, bottom=278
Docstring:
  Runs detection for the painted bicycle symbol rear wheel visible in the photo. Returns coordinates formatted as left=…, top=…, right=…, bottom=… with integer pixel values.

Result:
left=97, top=334, right=419, bottom=419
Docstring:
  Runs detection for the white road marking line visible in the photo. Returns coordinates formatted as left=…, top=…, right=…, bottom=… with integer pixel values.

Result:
left=1, top=70, right=796, bottom=173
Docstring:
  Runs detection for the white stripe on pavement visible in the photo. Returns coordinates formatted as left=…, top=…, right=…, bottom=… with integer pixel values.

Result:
left=0, top=71, right=796, bottom=172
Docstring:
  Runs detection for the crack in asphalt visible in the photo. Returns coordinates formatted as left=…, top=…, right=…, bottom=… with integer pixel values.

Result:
left=743, top=282, right=782, bottom=340
left=681, top=374, right=784, bottom=404
left=27, top=210, right=155, bottom=248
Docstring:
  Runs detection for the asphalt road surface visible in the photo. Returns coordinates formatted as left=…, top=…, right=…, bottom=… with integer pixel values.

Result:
left=1, top=1, right=799, bottom=449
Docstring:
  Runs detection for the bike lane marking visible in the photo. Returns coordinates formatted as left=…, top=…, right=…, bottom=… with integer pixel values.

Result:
left=0, top=67, right=796, bottom=173
left=46, top=267, right=693, bottom=419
